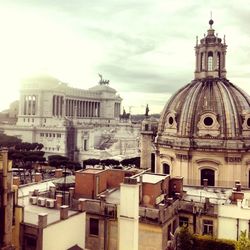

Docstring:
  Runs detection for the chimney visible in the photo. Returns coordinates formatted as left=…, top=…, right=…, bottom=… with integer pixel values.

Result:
left=69, top=187, right=75, bottom=207
left=13, top=176, right=20, bottom=187
left=60, top=205, right=69, bottom=220
left=34, top=173, right=42, bottom=182
left=38, top=213, right=48, bottom=228
left=78, top=198, right=86, bottom=212
left=49, top=186, right=56, bottom=199
left=56, top=194, right=63, bottom=209
left=55, top=169, right=63, bottom=178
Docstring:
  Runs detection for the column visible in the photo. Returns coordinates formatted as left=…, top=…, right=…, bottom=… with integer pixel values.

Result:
left=86, top=102, right=89, bottom=117
left=98, top=103, right=100, bottom=117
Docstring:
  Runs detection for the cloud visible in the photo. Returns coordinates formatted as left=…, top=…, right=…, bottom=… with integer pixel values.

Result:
left=0, top=0, right=250, bottom=114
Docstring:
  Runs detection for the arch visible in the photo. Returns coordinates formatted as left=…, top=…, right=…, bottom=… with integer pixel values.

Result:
left=207, top=51, right=213, bottom=71
left=200, top=168, right=215, bottom=186
left=162, top=163, right=170, bottom=175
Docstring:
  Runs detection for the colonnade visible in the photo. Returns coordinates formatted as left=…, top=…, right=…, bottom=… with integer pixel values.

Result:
left=65, top=99, right=100, bottom=118
left=52, top=95, right=63, bottom=117
left=23, top=95, right=36, bottom=115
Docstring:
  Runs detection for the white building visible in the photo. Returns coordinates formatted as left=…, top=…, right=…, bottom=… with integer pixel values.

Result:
left=1, top=74, right=140, bottom=161
left=218, top=192, right=250, bottom=240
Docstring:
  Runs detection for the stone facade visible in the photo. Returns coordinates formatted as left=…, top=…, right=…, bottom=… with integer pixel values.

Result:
left=1, top=75, right=140, bottom=161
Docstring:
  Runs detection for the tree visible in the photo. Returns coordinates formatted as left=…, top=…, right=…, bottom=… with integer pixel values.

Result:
left=82, top=158, right=100, bottom=168
left=175, top=226, right=193, bottom=250
left=48, top=155, right=69, bottom=168
left=237, top=230, right=250, bottom=250
left=121, top=157, right=140, bottom=167
left=0, top=133, right=21, bottom=148
left=8, top=142, right=45, bottom=183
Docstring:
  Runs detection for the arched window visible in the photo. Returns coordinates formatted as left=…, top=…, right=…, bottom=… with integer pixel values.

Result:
left=207, top=51, right=213, bottom=71
left=163, top=163, right=170, bottom=175
left=201, top=169, right=215, bottom=186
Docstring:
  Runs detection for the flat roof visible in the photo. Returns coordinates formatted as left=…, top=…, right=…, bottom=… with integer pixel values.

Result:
left=137, top=173, right=168, bottom=184
left=23, top=201, right=78, bottom=225
left=81, top=169, right=105, bottom=174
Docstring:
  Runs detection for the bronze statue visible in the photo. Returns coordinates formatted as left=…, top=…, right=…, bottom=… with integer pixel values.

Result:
left=98, top=74, right=109, bottom=85
left=145, top=104, right=149, bottom=117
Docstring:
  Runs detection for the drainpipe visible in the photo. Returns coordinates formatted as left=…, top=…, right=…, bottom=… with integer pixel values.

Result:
left=248, top=220, right=250, bottom=239
left=104, top=216, right=108, bottom=250
left=236, top=218, right=239, bottom=240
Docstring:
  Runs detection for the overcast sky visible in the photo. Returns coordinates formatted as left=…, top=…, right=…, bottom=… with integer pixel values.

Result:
left=0, top=0, right=250, bottom=114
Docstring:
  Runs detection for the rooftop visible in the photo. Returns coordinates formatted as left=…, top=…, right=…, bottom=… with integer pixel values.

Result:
left=136, top=173, right=168, bottom=184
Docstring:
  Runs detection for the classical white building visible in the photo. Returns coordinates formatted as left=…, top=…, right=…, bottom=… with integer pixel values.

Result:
left=141, top=19, right=250, bottom=188
left=1, top=74, right=140, bottom=161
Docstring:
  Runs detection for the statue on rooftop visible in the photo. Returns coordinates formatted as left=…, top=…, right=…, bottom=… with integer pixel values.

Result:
left=98, top=73, right=109, bottom=85
left=145, top=104, right=149, bottom=117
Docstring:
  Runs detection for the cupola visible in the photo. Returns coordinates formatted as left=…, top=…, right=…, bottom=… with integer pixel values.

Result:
left=194, top=19, right=227, bottom=79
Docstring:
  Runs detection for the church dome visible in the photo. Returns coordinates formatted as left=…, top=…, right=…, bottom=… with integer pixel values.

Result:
left=158, top=78, right=250, bottom=139
left=157, top=20, right=250, bottom=150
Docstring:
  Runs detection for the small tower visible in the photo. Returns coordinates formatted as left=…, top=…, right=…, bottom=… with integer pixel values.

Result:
left=194, top=19, right=227, bottom=79
left=140, top=108, right=158, bottom=170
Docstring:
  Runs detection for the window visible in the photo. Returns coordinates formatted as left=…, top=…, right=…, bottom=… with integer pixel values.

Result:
left=208, top=51, right=213, bottom=71
left=57, top=133, right=61, bottom=138
left=203, top=220, right=213, bottom=235
left=201, top=169, right=215, bottom=186
left=46, top=133, right=48, bottom=137
left=84, top=139, right=88, bottom=151
left=24, top=235, right=37, bottom=250
left=204, top=116, right=213, bottom=126
left=179, top=216, right=189, bottom=227
left=167, top=224, right=172, bottom=240
left=163, top=163, right=170, bottom=175
left=89, top=218, right=99, bottom=236
left=40, top=133, right=44, bottom=137
left=145, top=124, right=149, bottom=131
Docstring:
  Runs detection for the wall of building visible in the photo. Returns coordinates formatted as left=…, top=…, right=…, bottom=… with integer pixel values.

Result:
left=12, top=205, right=23, bottom=250
left=156, top=146, right=250, bottom=188
left=139, top=223, right=163, bottom=250
left=218, top=203, right=250, bottom=240
left=43, top=212, right=85, bottom=250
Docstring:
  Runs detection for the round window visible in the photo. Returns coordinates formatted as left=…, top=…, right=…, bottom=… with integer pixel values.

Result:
left=204, top=116, right=213, bottom=126
left=247, top=118, right=250, bottom=127
left=168, top=116, right=174, bottom=125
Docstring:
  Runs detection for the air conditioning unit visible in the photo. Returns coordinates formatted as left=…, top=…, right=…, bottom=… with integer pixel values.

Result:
left=37, top=197, right=46, bottom=207
left=46, top=199, right=55, bottom=208
left=29, top=196, right=38, bottom=205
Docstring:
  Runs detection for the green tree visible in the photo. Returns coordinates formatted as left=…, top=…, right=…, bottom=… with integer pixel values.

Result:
left=175, top=226, right=193, bottom=250
left=237, top=230, right=250, bottom=250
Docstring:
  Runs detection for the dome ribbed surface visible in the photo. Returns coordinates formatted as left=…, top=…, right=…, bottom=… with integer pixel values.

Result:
left=158, top=78, right=250, bottom=139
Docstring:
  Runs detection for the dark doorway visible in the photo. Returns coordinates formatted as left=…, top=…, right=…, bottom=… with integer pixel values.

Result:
left=201, top=169, right=215, bottom=186
left=163, top=163, right=170, bottom=175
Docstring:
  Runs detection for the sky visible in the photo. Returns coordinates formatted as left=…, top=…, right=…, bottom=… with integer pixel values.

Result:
left=0, top=0, right=250, bottom=114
